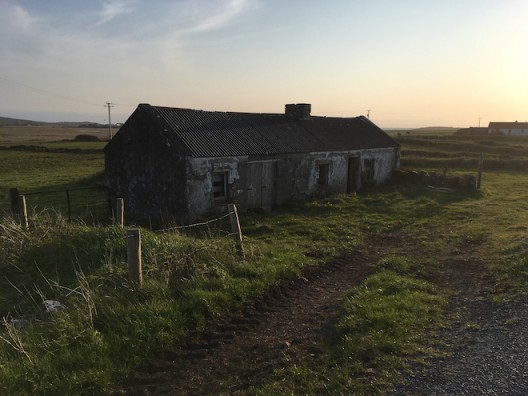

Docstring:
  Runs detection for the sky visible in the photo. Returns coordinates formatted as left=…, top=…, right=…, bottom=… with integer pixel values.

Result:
left=0, top=0, right=527, bottom=128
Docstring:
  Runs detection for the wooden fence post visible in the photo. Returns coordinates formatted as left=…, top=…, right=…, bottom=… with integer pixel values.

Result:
left=228, top=204, right=244, bottom=258
left=9, top=188, right=19, bottom=213
left=116, top=198, right=124, bottom=228
left=65, top=190, right=72, bottom=222
left=127, top=229, right=143, bottom=286
left=477, top=153, right=483, bottom=190
left=19, top=195, right=29, bottom=230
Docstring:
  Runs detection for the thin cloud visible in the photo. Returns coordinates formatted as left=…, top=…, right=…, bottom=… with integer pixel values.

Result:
left=0, top=1, right=37, bottom=30
left=95, top=0, right=135, bottom=26
left=181, top=0, right=250, bottom=34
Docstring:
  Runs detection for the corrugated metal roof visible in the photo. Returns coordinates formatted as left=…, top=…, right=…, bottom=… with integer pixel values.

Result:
left=489, top=122, right=528, bottom=129
left=149, top=105, right=398, bottom=157
left=300, top=116, right=399, bottom=151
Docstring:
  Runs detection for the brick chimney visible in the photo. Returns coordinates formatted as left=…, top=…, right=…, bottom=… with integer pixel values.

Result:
left=285, top=103, right=311, bottom=120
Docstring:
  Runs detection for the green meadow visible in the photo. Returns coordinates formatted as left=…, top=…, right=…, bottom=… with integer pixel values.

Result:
left=0, top=126, right=527, bottom=393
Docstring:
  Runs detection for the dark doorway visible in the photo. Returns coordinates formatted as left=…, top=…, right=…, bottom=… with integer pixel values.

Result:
left=347, top=157, right=360, bottom=193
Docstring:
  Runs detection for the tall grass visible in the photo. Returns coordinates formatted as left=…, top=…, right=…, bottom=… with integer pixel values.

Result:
left=0, top=216, right=306, bottom=393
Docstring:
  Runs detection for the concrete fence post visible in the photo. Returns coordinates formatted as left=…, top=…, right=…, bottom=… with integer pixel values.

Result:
left=127, top=229, right=143, bottom=287
left=116, top=198, right=124, bottom=228
left=228, top=204, right=244, bottom=258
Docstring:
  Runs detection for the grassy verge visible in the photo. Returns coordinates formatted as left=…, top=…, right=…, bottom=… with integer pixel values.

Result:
left=255, top=257, right=446, bottom=395
left=0, top=216, right=307, bottom=394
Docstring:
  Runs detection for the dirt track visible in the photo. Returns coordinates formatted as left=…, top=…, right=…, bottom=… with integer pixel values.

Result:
left=116, top=251, right=375, bottom=395
left=115, top=232, right=527, bottom=395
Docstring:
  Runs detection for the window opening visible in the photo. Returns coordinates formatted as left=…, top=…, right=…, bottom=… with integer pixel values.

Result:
left=318, top=163, right=330, bottom=186
left=213, top=172, right=227, bottom=199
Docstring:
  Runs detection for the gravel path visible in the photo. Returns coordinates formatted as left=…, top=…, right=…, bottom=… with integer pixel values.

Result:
left=393, top=298, right=528, bottom=395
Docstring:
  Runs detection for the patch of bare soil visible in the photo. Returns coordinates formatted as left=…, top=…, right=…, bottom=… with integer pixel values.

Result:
left=114, top=251, right=375, bottom=395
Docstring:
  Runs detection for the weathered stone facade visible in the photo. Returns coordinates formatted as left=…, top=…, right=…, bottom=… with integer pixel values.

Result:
left=184, top=147, right=399, bottom=220
left=105, top=104, right=400, bottom=223
left=105, top=106, right=189, bottom=221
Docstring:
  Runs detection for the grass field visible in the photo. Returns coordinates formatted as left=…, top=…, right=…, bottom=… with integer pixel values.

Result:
left=0, top=126, right=109, bottom=145
left=0, top=127, right=108, bottom=219
left=0, top=126, right=527, bottom=393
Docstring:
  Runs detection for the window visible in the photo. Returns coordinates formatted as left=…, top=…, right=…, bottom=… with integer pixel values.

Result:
left=212, top=172, right=227, bottom=199
left=318, top=163, right=330, bottom=187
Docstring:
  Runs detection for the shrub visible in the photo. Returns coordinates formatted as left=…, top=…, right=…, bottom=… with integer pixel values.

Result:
left=74, top=134, right=100, bottom=142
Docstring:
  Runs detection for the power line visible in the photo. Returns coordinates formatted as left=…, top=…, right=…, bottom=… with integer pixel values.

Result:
left=0, top=76, right=102, bottom=107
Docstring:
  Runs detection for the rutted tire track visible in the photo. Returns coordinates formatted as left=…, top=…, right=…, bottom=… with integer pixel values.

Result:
left=116, top=251, right=374, bottom=395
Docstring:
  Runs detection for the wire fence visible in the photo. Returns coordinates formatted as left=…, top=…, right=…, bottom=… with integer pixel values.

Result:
left=153, top=211, right=234, bottom=234
left=6, top=186, right=110, bottom=225
left=124, top=204, right=245, bottom=285
left=3, top=187, right=244, bottom=259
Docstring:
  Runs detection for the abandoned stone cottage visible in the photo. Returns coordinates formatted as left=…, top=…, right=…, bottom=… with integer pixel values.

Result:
left=104, top=103, right=400, bottom=222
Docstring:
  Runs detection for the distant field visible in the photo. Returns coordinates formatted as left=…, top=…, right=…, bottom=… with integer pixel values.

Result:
left=0, top=126, right=107, bottom=216
left=385, top=127, right=460, bottom=138
left=0, top=126, right=111, bottom=145
left=397, top=133, right=528, bottom=172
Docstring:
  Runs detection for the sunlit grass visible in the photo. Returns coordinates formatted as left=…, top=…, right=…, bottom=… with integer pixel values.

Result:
left=1, top=131, right=528, bottom=393
left=256, top=257, right=446, bottom=395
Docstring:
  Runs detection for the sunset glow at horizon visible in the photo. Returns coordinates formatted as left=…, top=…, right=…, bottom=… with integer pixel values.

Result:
left=1, top=0, right=527, bottom=128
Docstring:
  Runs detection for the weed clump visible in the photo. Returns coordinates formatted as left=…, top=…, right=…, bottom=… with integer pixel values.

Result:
left=0, top=215, right=305, bottom=393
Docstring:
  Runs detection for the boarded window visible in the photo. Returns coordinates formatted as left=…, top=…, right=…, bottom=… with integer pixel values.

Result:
left=213, top=172, right=227, bottom=199
left=318, top=163, right=330, bottom=186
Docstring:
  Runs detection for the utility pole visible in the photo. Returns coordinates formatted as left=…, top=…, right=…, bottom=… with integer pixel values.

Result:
left=105, top=102, right=114, bottom=140
left=366, top=109, right=371, bottom=119
left=478, top=117, right=482, bottom=128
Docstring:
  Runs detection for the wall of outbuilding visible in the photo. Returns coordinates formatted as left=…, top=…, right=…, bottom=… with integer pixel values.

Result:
left=104, top=110, right=188, bottom=222
left=184, top=147, right=399, bottom=221
left=491, top=127, right=528, bottom=136
left=279, top=147, right=398, bottom=198
left=186, top=157, right=244, bottom=221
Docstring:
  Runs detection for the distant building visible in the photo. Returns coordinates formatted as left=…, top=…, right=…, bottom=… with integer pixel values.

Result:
left=455, top=127, right=489, bottom=136
left=488, top=121, right=528, bottom=136
left=104, top=103, right=400, bottom=223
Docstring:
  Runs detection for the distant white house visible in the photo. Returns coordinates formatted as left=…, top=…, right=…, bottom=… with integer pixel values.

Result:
left=488, top=121, right=528, bottom=136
